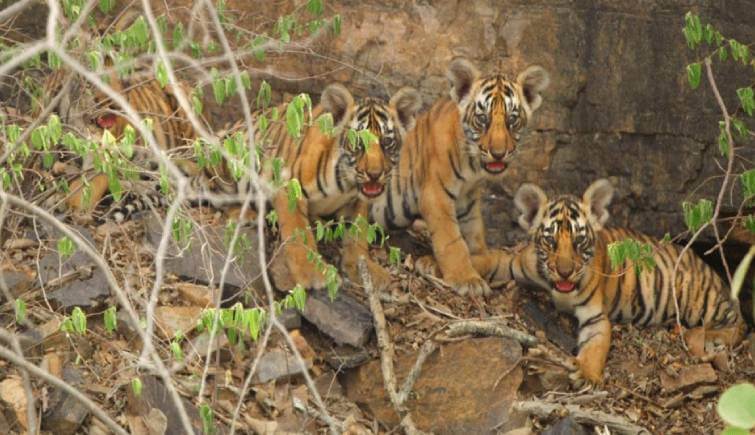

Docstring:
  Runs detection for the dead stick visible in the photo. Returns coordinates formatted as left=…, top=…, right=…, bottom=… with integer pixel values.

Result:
left=513, top=400, right=650, bottom=435
left=358, top=257, right=429, bottom=435
left=446, top=320, right=538, bottom=347
left=397, top=341, right=437, bottom=405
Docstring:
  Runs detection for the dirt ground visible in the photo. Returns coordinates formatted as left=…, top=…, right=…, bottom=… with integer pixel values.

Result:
left=1, top=208, right=752, bottom=434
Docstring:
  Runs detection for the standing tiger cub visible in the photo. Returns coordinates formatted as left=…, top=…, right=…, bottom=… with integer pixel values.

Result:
left=271, top=84, right=422, bottom=291
left=499, top=179, right=744, bottom=383
left=370, top=58, right=550, bottom=296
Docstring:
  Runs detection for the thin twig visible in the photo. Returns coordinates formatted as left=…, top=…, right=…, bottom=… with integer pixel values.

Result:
left=445, top=320, right=538, bottom=347
left=513, top=400, right=650, bottom=435
left=359, top=256, right=429, bottom=435
left=397, top=341, right=437, bottom=405
left=0, top=339, right=128, bottom=435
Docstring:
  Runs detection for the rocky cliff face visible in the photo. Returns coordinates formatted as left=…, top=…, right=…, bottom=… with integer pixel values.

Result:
left=236, top=0, right=754, bottom=245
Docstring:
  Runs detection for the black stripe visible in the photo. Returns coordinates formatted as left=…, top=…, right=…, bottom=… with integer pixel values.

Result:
left=449, top=150, right=465, bottom=181
left=456, top=199, right=476, bottom=221
left=574, top=283, right=598, bottom=307
left=335, top=155, right=345, bottom=192
left=580, top=313, right=604, bottom=328
left=441, top=181, right=457, bottom=200
left=577, top=332, right=600, bottom=349
left=315, top=152, right=327, bottom=196
left=487, top=256, right=502, bottom=282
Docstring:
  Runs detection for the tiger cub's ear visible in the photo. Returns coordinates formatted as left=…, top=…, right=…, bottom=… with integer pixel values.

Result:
left=516, top=65, right=550, bottom=115
left=515, top=183, right=548, bottom=232
left=321, top=83, right=355, bottom=127
left=389, top=87, right=422, bottom=132
left=582, top=179, right=614, bottom=230
left=447, top=57, right=480, bottom=104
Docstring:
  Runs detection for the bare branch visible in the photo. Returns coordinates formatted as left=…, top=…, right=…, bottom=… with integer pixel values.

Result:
left=445, top=320, right=538, bottom=347
left=0, top=334, right=128, bottom=435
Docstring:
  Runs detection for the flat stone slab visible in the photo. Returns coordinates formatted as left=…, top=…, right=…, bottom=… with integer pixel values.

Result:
left=256, top=348, right=313, bottom=384
left=144, top=216, right=262, bottom=290
left=343, top=337, right=524, bottom=433
left=302, top=290, right=373, bottom=347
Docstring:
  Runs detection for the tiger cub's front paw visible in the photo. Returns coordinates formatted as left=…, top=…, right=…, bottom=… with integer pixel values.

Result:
left=290, top=261, right=335, bottom=291
left=450, top=273, right=491, bottom=297
left=342, top=257, right=392, bottom=291
left=414, top=255, right=441, bottom=277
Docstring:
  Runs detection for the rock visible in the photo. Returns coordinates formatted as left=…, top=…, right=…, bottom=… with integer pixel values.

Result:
left=0, top=376, right=29, bottom=430
left=173, top=282, right=215, bottom=306
left=126, top=376, right=203, bottom=435
left=36, top=229, right=110, bottom=309
left=521, top=299, right=577, bottom=354
left=144, top=216, right=263, bottom=290
left=542, top=416, right=589, bottom=435
left=217, top=0, right=754, bottom=246
left=302, top=290, right=373, bottom=347
left=48, top=268, right=110, bottom=309
left=279, top=308, right=302, bottom=330
left=185, top=332, right=231, bottom=365
left=42, top=367, right=90, bottom=434
left=154, top=306, right=203, bottom=338
left=343, top=337, right=524, bottom=433
left=256, top=348, right=313, bottom=384
left=325, top=346, right=372, bottom=370
left=659, top=363, right=718, bottom=393
left=0, top=269, right=34, bottom=296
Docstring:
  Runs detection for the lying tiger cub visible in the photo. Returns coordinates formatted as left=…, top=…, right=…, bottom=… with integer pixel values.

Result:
left=500, top=179, right=744, bottom=382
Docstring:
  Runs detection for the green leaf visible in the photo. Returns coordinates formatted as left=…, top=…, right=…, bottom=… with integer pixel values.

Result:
left=291, top=284, right=307, bottom=311
left=211, top=69, right=225, bottom=104
left=315, top=220, right=325, bottom=241
left=131, top=377, right=143, bottom=397
left=358, top=129, right=378, bottom=152
left=71, top=307, right=87, bottom=335
left=719, top=46, right=729, bottom=61
left=744, top=215, right=755, bottom=235
left=717, top=383, right=755, bottom=429
left=285, top=99, right=304, bottom=138
left=48, top=114, right=62, bottom=143
left=307, top=0, right=324, bottom=16
left=682, top=199, right=713, bottom=233
left=731, top=246, right=755, bottom=300
left=172, top=22, right=184, bottom=49
left=287, top=178, right=302, bottom=212
left=266, top=210, right=278, bottom=227
left=170, top=340, right=184, bottom=361
left=98, top=0, right=115, bottom=13
left=736, top=87, right=754, bottom=117
left=15, top=299, right=26, bottom=324
left=316, top=113, right=334, bottom=137
left=718, top=121, right=730, bottom=157
left=108, top=173, right=122, bottom=201
left=200, top=404, right=215, bottom=435
left=155, top=61, right=168, bottom=88
left=240, top=71, right=251, bottom=90
left=256, top=80, right=271, bottom=109
left=686, top=62, right=701, bottom=89
left=248, top=307, right=265, bottom=341
left=57, top=236, right=76, bottom=260
left=103, top=306, right=117, bottom=333
left=731, top=118, right=749, bottom=139
left=389, top=246, right=401, bottom=266
left=742, top=169, right=755, bottom=205
left=48, top=51, right=62, bottom=70
left=331, top=14, right=342, bottom=36
left=606, top=238, right=656, bottom=274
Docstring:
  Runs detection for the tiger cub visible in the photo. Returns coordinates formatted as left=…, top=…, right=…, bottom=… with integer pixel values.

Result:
left=499, top=179, right=744, bottom=382
left=256, top=84, right=422, bottom=291
left=39, top=67, right=198, bottom=218
left=369, top=57, right=550, bottom=296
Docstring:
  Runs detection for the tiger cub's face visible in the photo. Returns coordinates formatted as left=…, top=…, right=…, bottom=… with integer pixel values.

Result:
left=321, top=84, right=421, bottom=199
left=514, top=179, right=615, bottom=293
left=447, top=58, right=550, bottom=175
